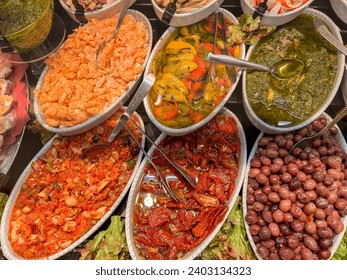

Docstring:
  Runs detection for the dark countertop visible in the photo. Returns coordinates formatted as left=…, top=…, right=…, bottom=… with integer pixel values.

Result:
left=0, top=0, right=346, bottom=260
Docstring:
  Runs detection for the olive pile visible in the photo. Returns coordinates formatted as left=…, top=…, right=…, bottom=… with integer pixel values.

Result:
left=245, top=116, right=347, bottom=260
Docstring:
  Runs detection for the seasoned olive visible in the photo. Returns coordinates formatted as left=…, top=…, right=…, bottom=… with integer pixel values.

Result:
left=297, top=192, right=311, bottom=204
left=249, top=224, right=261, bottom=235
left=279, top=199, right=292, bottom=212
left=318, top=249, right=331, bottom=260
left=268, top=222, right=280, bottom=237
left=304, top=202, right=317, bottom=215
left=257, top=246, right=270, bottom=259
left=314, top=208, right=326, bottom=220
left=268, top=252, right=280, bottom=260
left=312, top=170, right=325, bottom=183
left=283, top=212, right=294, bottom=223
left=335, top=198, right=347, bottom=210
left=302, top=164, right=314, bottom=174
left=279, top=187, right=290, bottom=199
left=304, top=221, right=317, bottom=235
left=275, top=236, right=287, bottom=247
left=303, top=236, right=319, bottom=252
left=291, top=219, right=304, bottom=232
left=319, top=238, right=333, bottom=249
left=289, top=178, right=302, bottom=190
left=279, top=224, right=292, bottom=236
left=326, top=192, right=338, bottom=204
left=287, top=235, right=300, bottom=249
left=245, top=211, right=258, bottom=225
left=290, top=205, right=303, bottom=218
left=255, top=193, right=268, bottom=204
left=261, top=239, right=275, bottom=249
left=301, top=247, right=314, bottom=260
left=253, top=202, right=265, bottom=212
left=304, top=179, right=317, bottom=191
left=315, top=197, right=329, bottom=209
left=259, top=227, right=271, bottom=241
left=316, top=184, right=329, bottom=197
left=268, top=192, right=281, bottom=203
left=279, top=247, right=295, bottom=260
left=262, top=210, right=273, bottom=223
left=260, top=156, right=272, bottom=166
left=317, top=227, right=333, bottom=239
left=256, top=173, right=269, bottom=185
left=315, top=219, right=328, bottom=229
left=272, top=209, right=284, bottom=223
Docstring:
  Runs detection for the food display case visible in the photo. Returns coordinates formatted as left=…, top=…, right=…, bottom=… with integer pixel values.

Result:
left=0, top=0, right=346, bottom=260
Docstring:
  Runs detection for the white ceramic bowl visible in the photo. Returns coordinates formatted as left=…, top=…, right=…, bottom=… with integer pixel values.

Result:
left=152, top=0, right=223, bottom=27
left=240, top=0, right=314, bottom=26
left=242, top=8, right=345, bottom=135
left=59, top=0, right=136, bottom=24
left=143, top=8, right=245, bottom=136
left=342, top=64, right=347, bottom=105
left=126, top=107, right=247, bottom=260
left=0, top=109, right=145, bottom=260
left=329, top=0, right=347, bottom=24
left=34, top=9, right=152, bottom=136
left=242, top=113, right=347, bottom=260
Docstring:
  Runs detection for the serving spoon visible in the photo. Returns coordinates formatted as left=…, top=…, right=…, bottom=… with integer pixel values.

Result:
left=289, top=106, right=347, bottom=153
left=206, top=53, right=305, bottom=80
left=95, top=0, right=131, bottom=69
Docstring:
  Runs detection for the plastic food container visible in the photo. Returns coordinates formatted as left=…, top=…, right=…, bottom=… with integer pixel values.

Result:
left=125, top=107, right=247, bottom=260
left=242, top=8, right=345, bottom=134
left=151, top=0, right=224, bottom=27
left=0, top=109, right=145, bottom=260
left=33, top=9, right=152, bottom=136
left=242, top=113, right=347, bottom=260
left=240, top=0, right=314, bottom=26
left=143, top=8, right=245, bottom=136
left=58, top=0, right=136, bottom=24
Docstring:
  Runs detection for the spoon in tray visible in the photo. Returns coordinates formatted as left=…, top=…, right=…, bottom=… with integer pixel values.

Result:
left=206, top=53, right=305, bottom=81
left=95, top=0, right=131, bottom=69
left=82, top=74, right=195, bottom=199
left=289, top=106, right=347, bottom=153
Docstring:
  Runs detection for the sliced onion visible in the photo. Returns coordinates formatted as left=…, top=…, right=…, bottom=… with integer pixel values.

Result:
left=269, top=2, right=282, bottom=14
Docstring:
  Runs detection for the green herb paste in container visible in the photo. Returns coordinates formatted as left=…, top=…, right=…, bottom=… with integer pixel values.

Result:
left=246, top=14, right=338, bottom=126
left=0, top=0, right=53, bottom=53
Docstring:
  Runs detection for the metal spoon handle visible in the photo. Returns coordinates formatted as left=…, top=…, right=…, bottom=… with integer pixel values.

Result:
left=127, top=117, right=196, bottom=189
left=110, top=0, right=132, bottom=40
left=119, top=119, right=181, bottom=202
left=314, top=19, right=347, bottom=56
left=206, top=53, right=272, bottom=73
left=315, top=106, right=347, bottom=138
left=107, top=74, right=155, bottom=143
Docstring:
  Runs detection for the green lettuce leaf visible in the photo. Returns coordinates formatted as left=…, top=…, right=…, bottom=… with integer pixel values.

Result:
left=0, top=192, right=8, bottom=221
left=80, top=215, right=129, bottom=260
left=201, top=196, right=256, bottom=260
left=227, top=14, right=276, bottom=46
left=332, top=230, right=347, bottom=260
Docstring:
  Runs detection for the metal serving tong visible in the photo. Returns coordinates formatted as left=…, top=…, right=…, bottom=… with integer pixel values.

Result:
left=193, top=12, right=218, bottom=101
left=161, top=0, right=179, bottom=25
left=83, top=74, right=195, bottom=201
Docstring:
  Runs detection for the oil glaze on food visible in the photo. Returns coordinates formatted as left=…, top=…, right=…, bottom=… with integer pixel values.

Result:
left=246, top=14, right=338, bottom=126
left=132, top=114, right=241, bottom=259
left=8, top=110, right=142, bottom=259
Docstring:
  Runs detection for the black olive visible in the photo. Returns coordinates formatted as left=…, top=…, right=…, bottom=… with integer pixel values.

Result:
left=131, top=147, right=140, bottom=156
left=92, top=135, right=100, bottom=143
left=123, top=138, right=131, bottom=146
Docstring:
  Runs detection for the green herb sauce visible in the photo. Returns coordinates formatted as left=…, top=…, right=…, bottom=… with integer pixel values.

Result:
left=246, top=14, right=338, bottom=126
left=0, top=0, right=53, bottom=52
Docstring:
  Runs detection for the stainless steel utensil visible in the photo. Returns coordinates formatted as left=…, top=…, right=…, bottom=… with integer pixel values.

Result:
left=206, top=53, right=305, bottom=80
left=193, top=13, right=218, bottom=101
left=313, top=18, right=347, bottom=56
left=290, top=106, right=347, bottom=153
left=95, top=0, right=132, bottom=69
left=82, top=73, right=155, bottom=159
left=219, top=12, right=237, bottom=84
left=119, top=117, right=182, bottom=202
